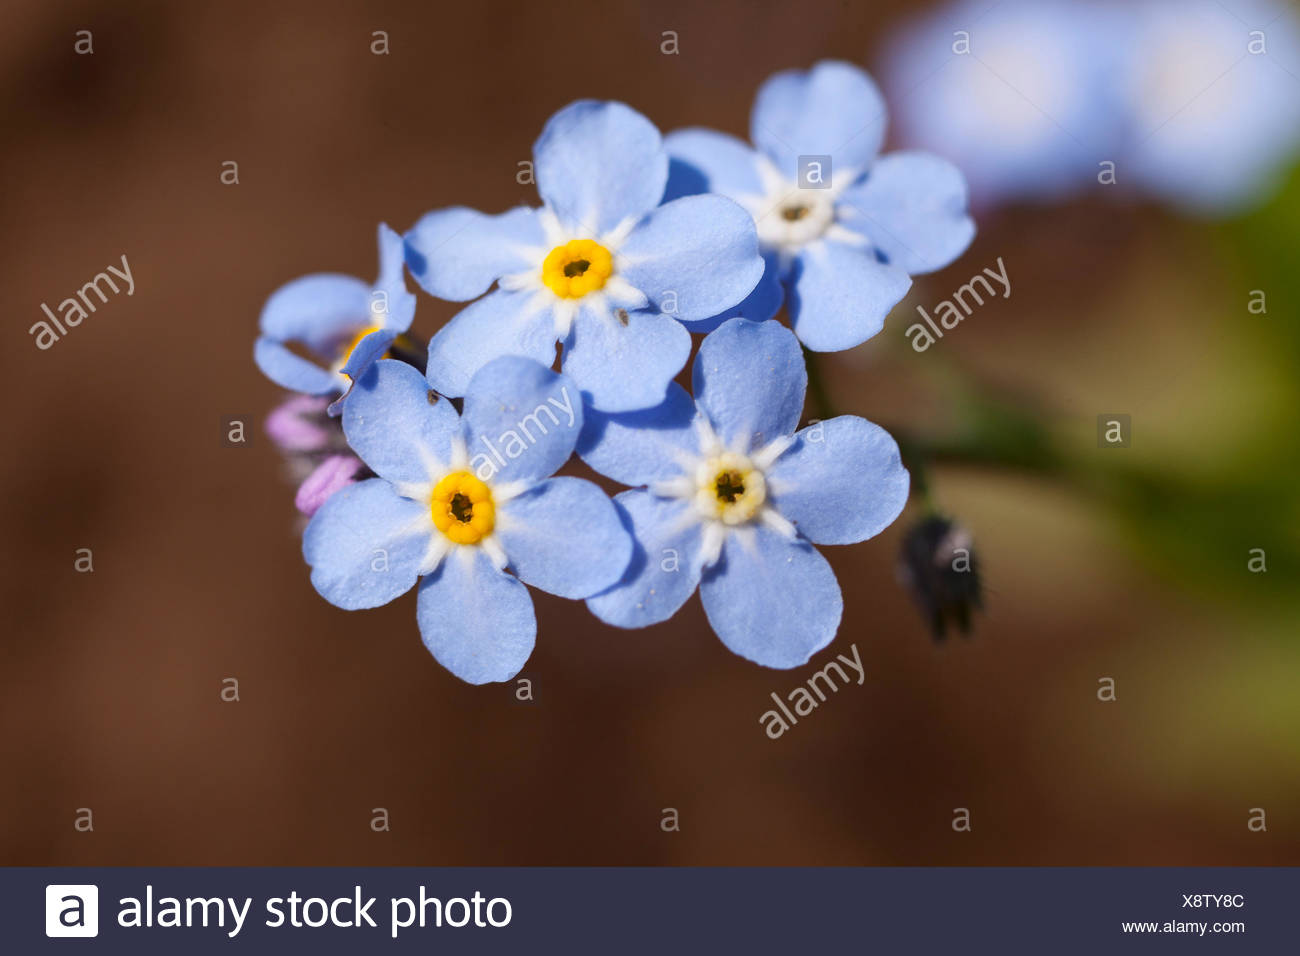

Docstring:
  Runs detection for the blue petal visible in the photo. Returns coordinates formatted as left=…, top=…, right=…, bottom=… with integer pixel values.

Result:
left=425, top=288, right=559, bottom=399
left=586, top=491, right=706, bottom=628
left=562, top=307, right=691, bottom=413
left=462, top=356, right=582, bottom=486
left=342, top=359, right=462, bottom=485
left=337, top=326, right=398, bottom=386
left=302, top=478, right=432, bottom=610
left=693, top=318, right=806, bottom=451
left=788, top=241, right=911, bottom=352
left=837, top=153, right=975, bottom=275
left=663, top=127, right=764, bottom=202
left=254, top=336, right=340, bottom=395
left=403, top=206, right=544, bottom=301
left=699, top=526, right=842, bottom=668
left=663, top=157, right=708, bottom=204
left=259, top=274, right=371, bottom=354
left=767, top=416, right=910, bottom=545
left=617, top=194, right=764, bottom=321
left=374, top=222, right=417, bottom=333
left=577, top=382, right=701, bottom=487
left=534, top=100, right=667, bottom=235
left=680, top=251, right=785, bottom=333
left=416, top=548, right=535, bottom=685
left=495, top=477, right=631, bottom=598
left=750, top=60, right=888, bottom=182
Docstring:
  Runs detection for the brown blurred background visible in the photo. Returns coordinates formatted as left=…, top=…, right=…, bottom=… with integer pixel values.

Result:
left=3, top=0, right=1297, bottom=866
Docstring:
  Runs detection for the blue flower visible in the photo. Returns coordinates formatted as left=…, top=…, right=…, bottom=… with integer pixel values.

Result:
left=255, top=223, right=416, bottom=412
left=578, top=318, right=910, bottom=668
left=1118, top=0, right=1300, bottom=213
left=882, top=0, right=1300, bottom=215
left=303, top=356, right=632, bottom=684
left=664, top=60, right=975, bottom=351
left=880, top=0, right=1126, bottom=208
left=404, top=100, right=765, bottom=413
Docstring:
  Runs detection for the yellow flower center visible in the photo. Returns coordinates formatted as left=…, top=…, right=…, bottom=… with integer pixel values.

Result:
left=430, top=471, right=496, bottom=545
left=696, top=453, right=767, bottom=525
left=541, top=239, right=613, bottom=299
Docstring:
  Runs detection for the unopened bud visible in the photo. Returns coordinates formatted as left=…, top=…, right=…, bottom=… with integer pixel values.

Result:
left=896, top=516, right=983, bottom=641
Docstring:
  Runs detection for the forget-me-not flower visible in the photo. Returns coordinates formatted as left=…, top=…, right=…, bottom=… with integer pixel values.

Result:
left=664, top=60, right=975, bottom=351
left=883, top=0, right=1300, bottom=215
left=404, top=100, right=765, bottom=413
left=255, top=223, right=416, bottom=412
left=578, top=318, right=910, bottom=668
left=880, top=1, right=1125, bottom=208
left=303, top=356, right=632, bottom=684
left=1118, top=0, right=1300, bottom=213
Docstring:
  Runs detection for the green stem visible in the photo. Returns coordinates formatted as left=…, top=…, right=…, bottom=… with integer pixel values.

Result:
left=803, top=348, right=1079, bottom=513
left=897, top=429, right=1065, bottom=479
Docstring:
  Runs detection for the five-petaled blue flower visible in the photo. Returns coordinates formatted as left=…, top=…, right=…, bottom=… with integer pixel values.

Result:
left=578, top=317, right=910, bottom=668
left=303, top=356, right=632, bottom=684
left=255, top=223, right=416, bottom=413
left=665, top=60, right=975, bottom=351
left=404, top=100, right=766, bottom=413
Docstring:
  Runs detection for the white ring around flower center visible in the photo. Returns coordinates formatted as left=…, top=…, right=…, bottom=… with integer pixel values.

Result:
left=692, top=451, right=767, bottom=525
left=755, top=189, right=837, bottom=250
left=650, top=423, right=799, bottom=567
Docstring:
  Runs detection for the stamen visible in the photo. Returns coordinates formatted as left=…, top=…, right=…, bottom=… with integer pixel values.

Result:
left=714, top=470, right=746, bottom=504
left=449, top=492, right=474, bottom=523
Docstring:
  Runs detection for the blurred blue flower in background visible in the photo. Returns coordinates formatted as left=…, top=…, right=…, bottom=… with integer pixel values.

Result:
left=880, top=0, right=1300, bottom=215
left=880, top=0, right=1125, bottom=208
left=665, top=60, right=974, bottom=352
left=1118, top=0, right=1300, bottom=213
left=579, top=318, right=910, bottom=669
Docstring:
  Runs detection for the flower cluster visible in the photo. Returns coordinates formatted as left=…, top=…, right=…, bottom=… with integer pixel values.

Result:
left=884, top=0, right=1300, bottom=213
left=255, top=61, right=974, bottom=683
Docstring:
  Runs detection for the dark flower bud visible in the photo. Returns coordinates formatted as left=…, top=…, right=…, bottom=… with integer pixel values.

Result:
left=896, top=516, right=982, bottom=641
